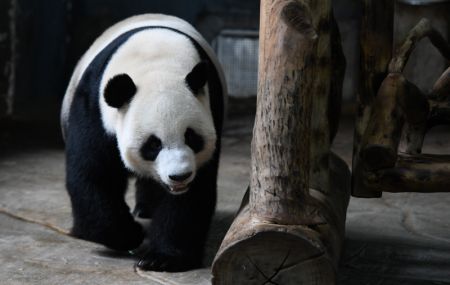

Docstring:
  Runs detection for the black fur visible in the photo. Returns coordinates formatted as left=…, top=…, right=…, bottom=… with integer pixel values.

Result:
left=185, top=61, right=208, bottom=95
left=140, top=134, right=162, bottom=161
left=184, top=127, right=204, bottom=153
left=134, top=156, right=218, bottom=272
left=65, top=28, right=149, bottom=251
left=104, top=73, right=137, bottom=108
left=64, top=25, right=224, bottom=271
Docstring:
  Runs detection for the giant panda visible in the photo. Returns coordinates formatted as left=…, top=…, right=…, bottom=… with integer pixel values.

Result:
left=60, top=14, right=226, bottom=272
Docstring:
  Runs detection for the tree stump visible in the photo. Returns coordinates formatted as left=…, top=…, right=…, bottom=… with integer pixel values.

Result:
left=212, top=1, right=350, bottom=284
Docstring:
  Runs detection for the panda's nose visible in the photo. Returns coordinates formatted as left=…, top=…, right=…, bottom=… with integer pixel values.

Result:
left=169, top=172, right=192, bottom=182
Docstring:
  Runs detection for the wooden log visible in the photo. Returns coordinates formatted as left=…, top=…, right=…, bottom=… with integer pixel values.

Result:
left=352, top=0, right=394, bottom=198
left=363, top=154, right=450, bottom=193
left=428, top=100, right=450, bottom=128
left=400, top=79, right=429, bottom=154
left=309, top=8, right=346, bottom=195
left=431, top=66, right=450, bottom=101
left=248, top=0, right=318, bottom=225
left=212, top=1, right=350, bottom=284
left=359, top=73, right=406, bottom=171
left=212, top=154, right=350, bottom=284
left=329, top=13, right=346, bottom=144
left=389, top=18, right=450, bottom=74
left=428, top=65, right=450, bottom=128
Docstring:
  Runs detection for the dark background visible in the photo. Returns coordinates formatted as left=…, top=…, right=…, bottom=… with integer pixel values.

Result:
left=0, top=0, right=448, bottom=149
left=0, top=0, right=260, bottom=121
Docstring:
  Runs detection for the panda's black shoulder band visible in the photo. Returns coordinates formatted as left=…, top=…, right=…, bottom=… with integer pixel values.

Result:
left=185, top=61, right=209, bottom=95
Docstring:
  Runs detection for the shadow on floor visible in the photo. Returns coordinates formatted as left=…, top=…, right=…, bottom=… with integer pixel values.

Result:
left=339, top=237, right=450, bottom=285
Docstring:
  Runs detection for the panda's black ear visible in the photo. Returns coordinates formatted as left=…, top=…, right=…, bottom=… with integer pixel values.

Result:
left=104, top=74, right=137, bottom=108
left=185, top=61, right=208, bottom=95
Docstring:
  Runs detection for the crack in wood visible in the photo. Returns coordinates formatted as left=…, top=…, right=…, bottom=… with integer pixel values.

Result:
left=245, top=254, right=273, bottom=283
left=245, top=251, right=292, bottom=285
left=262, top=250, right=291, bottom=285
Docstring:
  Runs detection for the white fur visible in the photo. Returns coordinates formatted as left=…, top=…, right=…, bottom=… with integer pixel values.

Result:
left=102, top=29, right=216, bottom=184
left=61, top=14, right=227, bottom=136
left=156, top=148, right=195, bottom=194
left=61, top=15, right=223, bottom=189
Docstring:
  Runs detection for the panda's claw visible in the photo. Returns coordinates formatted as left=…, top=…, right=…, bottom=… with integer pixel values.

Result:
left=136, top=251, right=199, bottom=272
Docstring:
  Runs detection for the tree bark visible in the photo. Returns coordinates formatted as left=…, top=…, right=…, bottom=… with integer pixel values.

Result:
left=212, top=1, right=350, bottom=284
left=309, top=5, right=346, bottom=196
left=249, top=0, right=319, bottom=225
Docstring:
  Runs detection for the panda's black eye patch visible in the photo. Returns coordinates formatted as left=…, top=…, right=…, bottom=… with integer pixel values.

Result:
left=140, top=135, right=162, bottom=161
left=185, top=128, right=204, bottom=153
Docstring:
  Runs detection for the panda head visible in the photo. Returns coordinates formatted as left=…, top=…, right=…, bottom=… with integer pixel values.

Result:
left=102, top=61, right=216, bottom=195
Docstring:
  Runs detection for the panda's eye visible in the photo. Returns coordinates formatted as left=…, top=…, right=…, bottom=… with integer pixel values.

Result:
left=185, top=128, right=204, bottom=153
left=140, top=135, right=162, bottom=161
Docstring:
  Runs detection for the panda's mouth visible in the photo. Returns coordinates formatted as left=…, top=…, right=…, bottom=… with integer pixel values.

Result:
left=167, top=183, right=190, bottom=195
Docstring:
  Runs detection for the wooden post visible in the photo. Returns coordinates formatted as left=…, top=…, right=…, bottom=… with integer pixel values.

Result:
left=212, top=1, right=350, bottom=284
left=352, top=0, right=394, bottom=198
left=309, top=2, right=346, bottom=195
left=249, top=0, right=318, bottom=226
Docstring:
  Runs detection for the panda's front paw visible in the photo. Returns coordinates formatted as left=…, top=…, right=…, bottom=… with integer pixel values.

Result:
left=136, top=250, right=200, bottom=272
left=72, top=217, right=144, bottom=251
left=103, top=220, right=144, bottom=251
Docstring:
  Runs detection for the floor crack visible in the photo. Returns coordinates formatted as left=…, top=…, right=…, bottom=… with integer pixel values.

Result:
left=0, top=207, right=69, bottom=235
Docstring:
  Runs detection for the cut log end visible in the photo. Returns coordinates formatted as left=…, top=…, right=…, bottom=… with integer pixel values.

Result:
left=361, top=144, right=398, bottom=171
left=212, top=216, right=335, bottom=285
left=213, top=154, right=351, bottom=284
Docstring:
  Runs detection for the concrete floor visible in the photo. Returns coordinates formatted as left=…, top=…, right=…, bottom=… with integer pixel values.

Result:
left=1, top=116, right=450, bottom=284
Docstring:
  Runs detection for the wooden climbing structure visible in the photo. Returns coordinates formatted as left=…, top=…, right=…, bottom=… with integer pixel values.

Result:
left=212, top=0, right=450, bottom=284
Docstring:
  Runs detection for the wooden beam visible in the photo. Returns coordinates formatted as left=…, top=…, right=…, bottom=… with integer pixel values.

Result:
left=363, top=154, right=450, bottom=193
left=401, top=79, right=429, bottom=155
left=389, top=18, right=450, bottom=74
left=352, top=0, right=394, bottom=198
left=393, top=19, right=450, bottom=155
left=308, top=1, right=346, bottom=196
left=431, top=66, right=450, bottom=101
left=359, top=73, right=406, bottom=171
